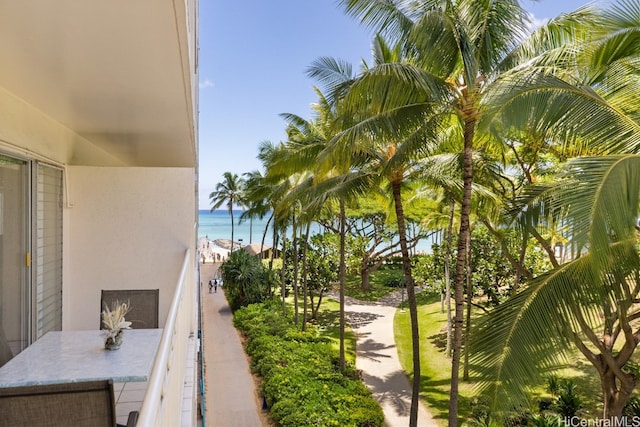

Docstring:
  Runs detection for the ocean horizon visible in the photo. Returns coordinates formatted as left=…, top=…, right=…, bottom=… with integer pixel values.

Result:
left=198, top=209, right=433, bottom=253
left=198, top=209, right=275, bottom=247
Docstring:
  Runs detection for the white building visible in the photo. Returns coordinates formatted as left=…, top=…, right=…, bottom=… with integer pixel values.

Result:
left=0, top=0, right=200, bottom=425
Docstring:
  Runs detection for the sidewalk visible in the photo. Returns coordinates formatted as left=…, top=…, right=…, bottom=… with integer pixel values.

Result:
left=201, top=262, right=265, bottom=427
left=344, top=297, right=438, bottom=427
left=200, top=260, right=437, bottom=426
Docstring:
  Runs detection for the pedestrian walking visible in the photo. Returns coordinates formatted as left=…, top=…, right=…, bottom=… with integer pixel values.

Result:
left=208, top=279, right=213, bottom=294
left=213, top=279, right=218, bottom=293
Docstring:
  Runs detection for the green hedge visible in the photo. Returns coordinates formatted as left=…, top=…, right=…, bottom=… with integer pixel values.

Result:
left=233, top=299, right=384, bottom=427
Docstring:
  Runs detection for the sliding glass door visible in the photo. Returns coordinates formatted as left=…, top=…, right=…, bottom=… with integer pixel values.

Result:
left=0, top=155, right=63, bottom=367
left=0, top=155, right=28, bottom=367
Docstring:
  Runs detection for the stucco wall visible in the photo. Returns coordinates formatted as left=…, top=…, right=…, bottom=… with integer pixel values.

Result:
left=64, top=166, right=196, bottom=330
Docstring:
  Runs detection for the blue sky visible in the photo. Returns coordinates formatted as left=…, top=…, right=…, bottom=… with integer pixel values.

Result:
left=198, top=0, right=610, bottom=209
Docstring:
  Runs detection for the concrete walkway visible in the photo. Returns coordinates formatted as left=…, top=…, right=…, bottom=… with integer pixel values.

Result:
left=342, top=293, right=438, bottom=427
left=200, top=259, right=437, bottom=426
left=201, top=262, right=265, bottom=427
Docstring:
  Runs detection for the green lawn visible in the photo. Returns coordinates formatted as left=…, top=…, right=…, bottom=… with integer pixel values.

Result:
left=313, top=298, right=357, bottom=364
left=394, top=292, right=612, bottom=425
left=278, top=262, right=613, bottom=423
left=394, top=293, right=476, bottom=426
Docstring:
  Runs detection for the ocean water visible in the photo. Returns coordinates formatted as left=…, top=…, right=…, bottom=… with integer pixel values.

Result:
left=198, top=210, right=433, bottom=253
left=198, top=210, right=275, bottom=246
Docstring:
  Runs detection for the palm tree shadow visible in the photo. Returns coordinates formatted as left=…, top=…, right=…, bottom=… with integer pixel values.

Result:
left=361, top=369, right=414, bottom=418
left=345, top=310, right=384, bottom=328
left=428, top=332, right=447, bottom=351
left=358, top=337, right=395, bottom=362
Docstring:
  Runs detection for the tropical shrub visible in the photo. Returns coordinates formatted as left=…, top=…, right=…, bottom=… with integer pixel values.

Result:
left=220, top=250, right=270, bottom=310
left=233, top=300, right=384, bottom=427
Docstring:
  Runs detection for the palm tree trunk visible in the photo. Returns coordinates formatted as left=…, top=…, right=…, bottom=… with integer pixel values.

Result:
left=449, top=112, right=475, bottom=427
left=463, top=235, right=472, bottom=381
left=269, top=216, right=276, bottom=270
left=445, top=201, right=455, bottom=359
left=292, top=215, right=299, bottom=325
left=301, top=222, right=311, bottom=331
left=281, top=227, right=287, bottom=316
left=339, top=200, right=347, bottom=374
left=230, top=207, right=235, bottom=251
left=391, top=180, right=420, bottom=427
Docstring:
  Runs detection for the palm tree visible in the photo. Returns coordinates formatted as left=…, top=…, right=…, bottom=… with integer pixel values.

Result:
left=336, top=2, right=532, bottom=423
left=241, top=170, right=272, bottom=252
left=318, top=32, right=452, bottom=425
left=270, top=86, right=359, bottom=369
left=471, top=0, right=640, bottom=419
left=209, top=172, right=244, bottom=250
left=254, top=141, right=298, bottom=313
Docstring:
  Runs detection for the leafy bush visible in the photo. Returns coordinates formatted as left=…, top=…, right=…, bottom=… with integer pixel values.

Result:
left=545, top=376, right=582, bottom=418
left=234, top=302, right=384, bottom=427
left=220, top=250, right=270, bottom=310
left=383, top=275, right=405, bottom=288
left=554, top=379, right=581, bottom=418
left=624, top=396, right=640, bottom=417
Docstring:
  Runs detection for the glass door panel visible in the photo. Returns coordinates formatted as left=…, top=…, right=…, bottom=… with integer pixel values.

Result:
left=0, top=155, right=28, bottom=367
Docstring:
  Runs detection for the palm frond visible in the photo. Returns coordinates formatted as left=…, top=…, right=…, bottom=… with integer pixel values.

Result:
left=500, top=6, right=598, bottom=75
left=458, top=0, right=530, bottom=75
left=337, top=0, right=416, bottom=44
left=482, top=70, right=640, bottom=154
left=471, top=253, right=608, bottom=410
left=305, top=57, right=356, bottom=104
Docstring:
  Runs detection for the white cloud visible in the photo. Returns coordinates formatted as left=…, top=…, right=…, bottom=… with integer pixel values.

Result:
left=199, top=79, right=214, bottom=89
left=526, top=12, right=549, bottom=32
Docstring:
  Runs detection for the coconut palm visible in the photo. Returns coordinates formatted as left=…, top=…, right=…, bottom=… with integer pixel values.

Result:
left=471, top=0, right=640, bottom=419
left=335, top=1, right=532, bottom=422
left=209, top=172, right=244, bottom=250
left=270, top=80, right=364, bottom=371
left=255, top=140, right=300, bottom=313
left=241, top=170, right=272, bottom=255
left=320, top=35, right=452, bottom=426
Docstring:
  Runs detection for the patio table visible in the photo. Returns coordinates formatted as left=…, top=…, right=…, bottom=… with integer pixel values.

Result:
left=0, top=329, right=163, bottom=387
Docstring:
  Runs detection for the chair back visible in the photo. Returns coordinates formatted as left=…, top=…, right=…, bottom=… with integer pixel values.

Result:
left=101, top=289, right=159, bottom=329
left=0, top=379, right=117, bottom=427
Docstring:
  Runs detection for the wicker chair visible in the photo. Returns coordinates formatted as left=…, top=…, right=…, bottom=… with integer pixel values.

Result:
left=0, top=379, right=138, bottom=427
left=101, top=289, right=159, bottom=329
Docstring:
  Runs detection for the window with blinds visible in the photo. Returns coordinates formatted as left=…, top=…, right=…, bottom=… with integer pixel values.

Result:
left=33, top=164, right=63, bottom=339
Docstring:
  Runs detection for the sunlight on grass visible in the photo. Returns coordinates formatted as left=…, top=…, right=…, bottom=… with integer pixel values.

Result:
left=394, top=294, right=476, bottom=426
left=313, top=298, right=357, bottom=363
left=394, top=293, right=609, bottom=425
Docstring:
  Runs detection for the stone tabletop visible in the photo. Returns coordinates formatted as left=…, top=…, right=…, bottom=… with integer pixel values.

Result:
left=0, top=329, right=163, bottom=387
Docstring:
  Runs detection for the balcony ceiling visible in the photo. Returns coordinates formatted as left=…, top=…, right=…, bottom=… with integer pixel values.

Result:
left=0, top=0, right=196, bottom=167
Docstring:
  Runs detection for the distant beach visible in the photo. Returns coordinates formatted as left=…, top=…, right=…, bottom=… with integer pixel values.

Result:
left=198, top=209, right=433, bottom=256
left=198, top=210, right=275, bottom=263
left=198, top=209, right=274, bottom=247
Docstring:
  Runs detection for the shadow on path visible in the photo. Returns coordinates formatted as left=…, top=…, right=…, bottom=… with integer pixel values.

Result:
left=335, top=292, right=438, bottom=427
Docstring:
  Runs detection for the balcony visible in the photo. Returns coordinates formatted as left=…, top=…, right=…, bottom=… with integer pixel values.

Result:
left=0, top=2, right=200, bottom=424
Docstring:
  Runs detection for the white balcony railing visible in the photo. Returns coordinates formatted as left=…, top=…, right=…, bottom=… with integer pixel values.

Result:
left=137, top=249, right=198, bottom=426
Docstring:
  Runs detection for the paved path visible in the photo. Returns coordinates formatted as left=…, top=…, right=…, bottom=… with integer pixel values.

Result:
left=334, top=290, right=439, bottom=427
left=200, top=258, right=437, bottom=426
left=201, top=262, right=265, bottom=427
